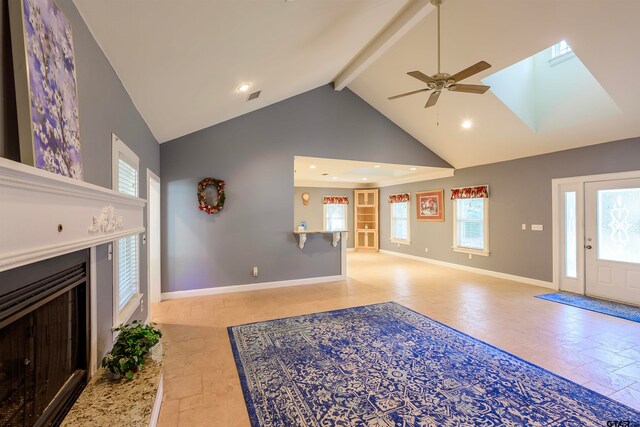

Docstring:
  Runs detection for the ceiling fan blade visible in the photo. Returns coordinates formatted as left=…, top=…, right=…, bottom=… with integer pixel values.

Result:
left=388, top=88, right=429, bottom=100
left=407, top=71, right=436, bottom=84
left=425, top=91, right=440, bottom=108
left=450, top=84, right=490, bottom=94
left=448, top=61, right=491, bottom=83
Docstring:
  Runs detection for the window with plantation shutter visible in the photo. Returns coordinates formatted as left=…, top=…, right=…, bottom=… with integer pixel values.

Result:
left=118, top=158, right=137, bottom=196
left=112, top=134, right=141, bottom=327
left=118, top=234, right=138, bottom=310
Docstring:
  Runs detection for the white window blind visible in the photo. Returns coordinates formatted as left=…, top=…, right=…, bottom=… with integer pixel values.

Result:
left=391, top=201, right=409, bottom=242
left=455, top=198, right=485, bottom=250
left=118, top=157, right=138, bottom=196
left=324, top=204, right=347, bottom=231
left=118, top=234, right=138, bottom=310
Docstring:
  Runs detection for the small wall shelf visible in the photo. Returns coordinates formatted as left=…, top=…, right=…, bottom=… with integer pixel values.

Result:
left=293, top=230, right=347, bottom=250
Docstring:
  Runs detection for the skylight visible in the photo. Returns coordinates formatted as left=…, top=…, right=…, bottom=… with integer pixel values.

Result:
left=482, top=41, right=620, bottom=133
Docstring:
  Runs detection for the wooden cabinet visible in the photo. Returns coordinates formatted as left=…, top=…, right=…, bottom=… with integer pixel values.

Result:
left=356, top=230, right=377, bottom=250
left=354, top=189, right=378, bottom=251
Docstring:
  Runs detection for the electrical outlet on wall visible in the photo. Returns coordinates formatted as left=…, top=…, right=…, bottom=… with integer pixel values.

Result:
left=252, top=267, right=258, bottom=277
left=468, top=253, right=472, bottom=259
left=521, top=224, right=526, bottom=230
left=425, top=248, right=428, bottom=253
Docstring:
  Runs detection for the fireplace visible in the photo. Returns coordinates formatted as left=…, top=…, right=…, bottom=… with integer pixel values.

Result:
left=0, top=155, right=145, bottom=425
left=0, top=250, right=90, bottom=426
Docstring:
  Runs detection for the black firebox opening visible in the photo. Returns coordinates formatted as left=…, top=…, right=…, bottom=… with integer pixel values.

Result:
left=0, top=250, right=90, bottom=427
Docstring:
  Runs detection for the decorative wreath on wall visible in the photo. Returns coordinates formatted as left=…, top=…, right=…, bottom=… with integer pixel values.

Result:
left=197, top=178, right=226, bottom=214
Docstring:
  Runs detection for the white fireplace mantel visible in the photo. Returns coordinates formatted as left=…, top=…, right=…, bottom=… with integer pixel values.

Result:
left=0, top=157, right=146, bottom=272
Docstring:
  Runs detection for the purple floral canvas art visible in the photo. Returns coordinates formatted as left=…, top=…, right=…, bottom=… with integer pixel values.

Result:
left=14, top=0, right=83, bottom=179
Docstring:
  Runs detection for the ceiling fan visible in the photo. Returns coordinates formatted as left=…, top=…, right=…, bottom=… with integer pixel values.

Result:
left=388, top=0, right=491, bottom=108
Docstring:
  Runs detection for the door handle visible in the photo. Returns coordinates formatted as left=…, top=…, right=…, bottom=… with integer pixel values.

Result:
left=585, top=245, right=592, bottom=249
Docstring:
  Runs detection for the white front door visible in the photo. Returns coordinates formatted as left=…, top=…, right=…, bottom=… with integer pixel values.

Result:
left=585, top=178, right=640, bottom=305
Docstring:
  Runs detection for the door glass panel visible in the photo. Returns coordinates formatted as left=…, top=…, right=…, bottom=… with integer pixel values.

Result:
left=366, top=192, right=374, bottom=205
left=366, top=232, right=375, bottom=248
left=565, top=192, right=577, bottom=278
left=597, top=188, right=640, bottom=264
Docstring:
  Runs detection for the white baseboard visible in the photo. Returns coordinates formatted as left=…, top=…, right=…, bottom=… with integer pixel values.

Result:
left=161, top=274, right=346, bottom=300
left=379, top=249, right=556, bottom=290
left=149, top=372, right=163, bottom=427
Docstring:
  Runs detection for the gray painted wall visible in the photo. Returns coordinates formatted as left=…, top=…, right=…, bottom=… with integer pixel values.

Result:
left=160, top=85, right=450, bottom=293
left=379, top=137, right=640, bottom=282
left=0, top=0, right=160, bottom=363
left=294, top=187, right=355, bottom=249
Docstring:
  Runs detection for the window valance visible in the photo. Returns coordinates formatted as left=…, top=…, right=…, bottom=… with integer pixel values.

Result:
left=323, top=196, right=349, bottom=204
left=388, top=193, right=410, bottom=203
left=450, top=185, right=489, bottom=200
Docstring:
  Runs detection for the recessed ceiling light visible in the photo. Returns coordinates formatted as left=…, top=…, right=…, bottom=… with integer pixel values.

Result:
left=462, top=120, right=473, bottom=129
left=362, top=177, right=368, bottom=181
left=409, top=167, right=417, bottom=171
left=374, top=165, right=381, bottom=168
left=332, top=176, right=338, bottom=180
left=309, top=165, right=316, bottom=169
left=237, top=83, right=251, bottom=92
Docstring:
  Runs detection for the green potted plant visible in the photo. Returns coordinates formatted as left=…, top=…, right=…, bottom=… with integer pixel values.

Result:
left=101, top=320, right=162, bottom=380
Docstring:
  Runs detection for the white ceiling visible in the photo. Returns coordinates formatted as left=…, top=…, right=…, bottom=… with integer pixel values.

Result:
left=74, top=0, right=640, bottom=168
left=73, top=0, right=409, bottom=143
left=348, top=0, right=640, bottom=168
left=294, top=156, right=453, bottom=188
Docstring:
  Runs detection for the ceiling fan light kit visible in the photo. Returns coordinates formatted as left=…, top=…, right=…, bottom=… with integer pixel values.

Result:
left=389, top=0, right=491, bottom=108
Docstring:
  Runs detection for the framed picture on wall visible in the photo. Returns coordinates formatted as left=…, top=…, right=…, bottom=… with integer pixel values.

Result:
left=416, top=189, right=444, bottom=222
left=9, top=0, right=83, bottom=180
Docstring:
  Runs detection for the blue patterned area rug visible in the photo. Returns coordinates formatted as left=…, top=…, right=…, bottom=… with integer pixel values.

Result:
left=537, top=291, right=640, bottom=323
left=228, top=302, right=640, bottom=426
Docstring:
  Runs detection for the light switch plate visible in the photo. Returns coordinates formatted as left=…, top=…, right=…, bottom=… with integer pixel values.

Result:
left=531, top=224, right=543, bottom=231
left=521, top=224, right=526, bottom=230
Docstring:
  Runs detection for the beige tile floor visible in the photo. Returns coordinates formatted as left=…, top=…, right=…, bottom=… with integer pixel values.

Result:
left=154, top=252, right=640, bottom=426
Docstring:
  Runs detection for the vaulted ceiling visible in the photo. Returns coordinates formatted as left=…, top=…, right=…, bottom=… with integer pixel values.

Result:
left=73, top=0, right=410, bottom=143
left=74, top=0, right=640, bottom=169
